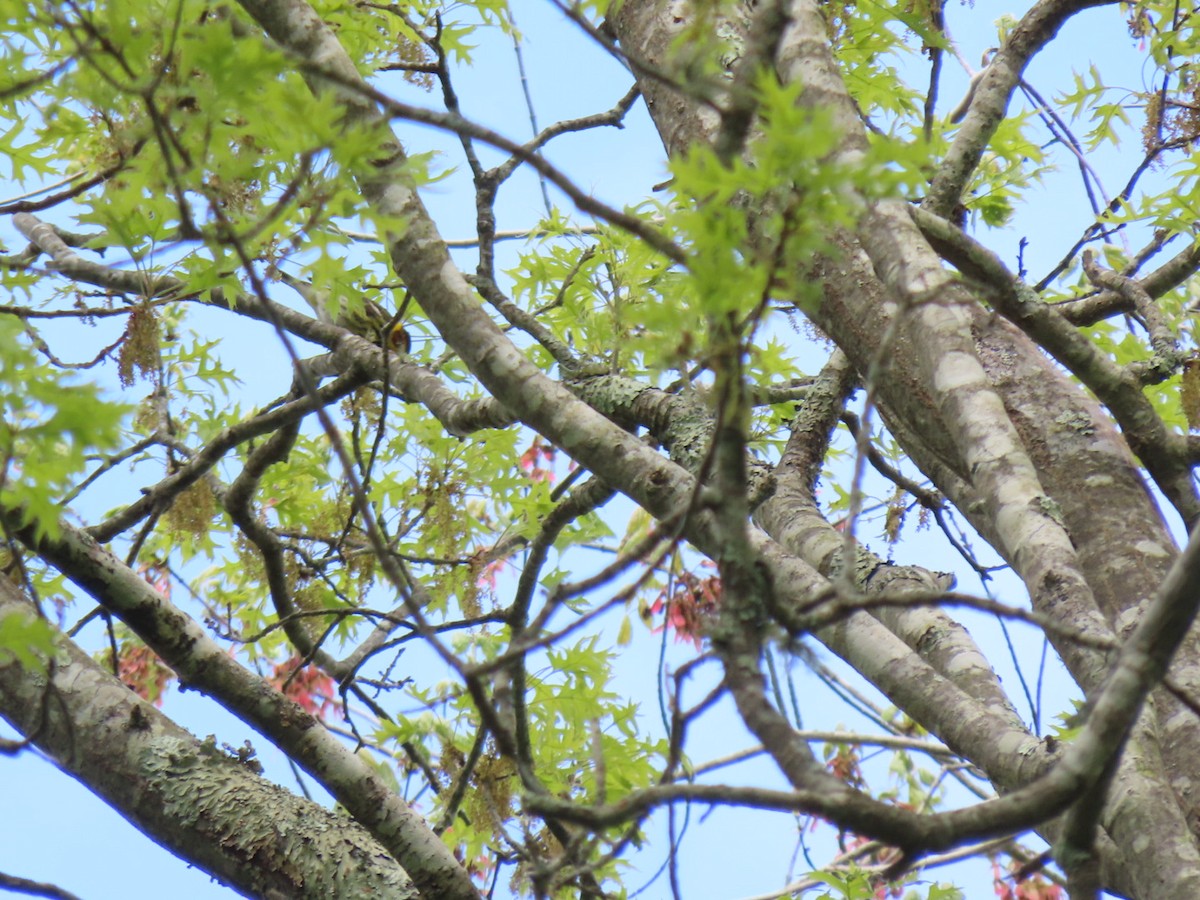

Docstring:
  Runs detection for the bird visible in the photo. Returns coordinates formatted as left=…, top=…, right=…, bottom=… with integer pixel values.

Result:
left=325, top=293, right=410, bottom=354
left=277, top=270, right=409, bottom=353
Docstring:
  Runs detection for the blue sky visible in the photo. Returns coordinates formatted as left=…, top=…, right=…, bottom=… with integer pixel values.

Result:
left=0, top=2, right=1158, bottom=898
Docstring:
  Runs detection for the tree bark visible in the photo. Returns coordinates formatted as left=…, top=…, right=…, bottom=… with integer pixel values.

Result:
left=0, top=578, right=417, bottom=900
left=12, top=516, right=480, bottom=900
left=609, top=1, right=1200, bottom=897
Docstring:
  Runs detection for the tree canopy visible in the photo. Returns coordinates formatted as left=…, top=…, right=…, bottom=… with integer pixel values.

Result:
left=1, top=0, right=1198, bottom=898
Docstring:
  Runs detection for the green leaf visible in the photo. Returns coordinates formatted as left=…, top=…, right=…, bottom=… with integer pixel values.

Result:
left=0, top=608, right=57, bottom=674
left=0, top=319, right=128, bottom=539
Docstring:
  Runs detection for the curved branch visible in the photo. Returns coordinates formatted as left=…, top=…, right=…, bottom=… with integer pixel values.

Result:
left=923, top=0, right=1119, bottom=217
left=12, top=513, right=481, bottom=900
left=0, top=578, right=417, bottom=899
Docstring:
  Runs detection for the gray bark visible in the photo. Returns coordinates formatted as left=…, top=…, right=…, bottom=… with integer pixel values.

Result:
left=607, top=1, right=1200, bottom=897
left=6, top=0, right=1200, bottom=897
left=0, top=578, right=417, bottom=900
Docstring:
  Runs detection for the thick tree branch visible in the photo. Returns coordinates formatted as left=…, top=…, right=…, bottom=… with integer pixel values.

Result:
left=910, top=205, right=1199, bottom=525
left=9, top=514, right=481, bottom=900
left=0, top=578, right=418, bottom=899
left=922, top=0, right=1118, bottom=217
left=608, top=2, right=1200, bottom=893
